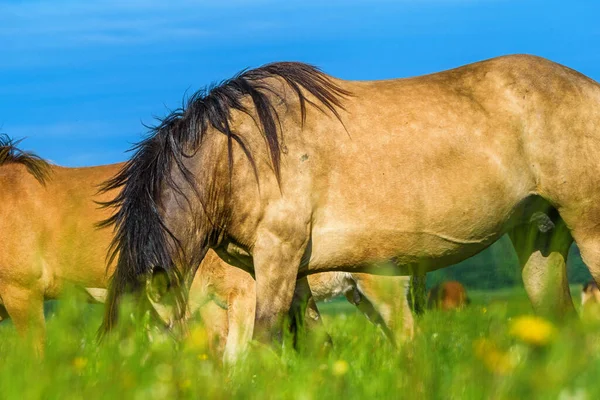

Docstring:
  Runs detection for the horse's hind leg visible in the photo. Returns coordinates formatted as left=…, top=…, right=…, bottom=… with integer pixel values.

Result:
left=0, top=283, right=46, bottom=354
left=560, top=212, right=600, bottom=304
left=223, top=287, right=255, bottom=366
left=508, top=210, right=575, bottom=318
left=349, top=274, right=414, bottom=344
left=344, top=282, right=393, bottom=342
left=198, top=301, right=229, bottom=363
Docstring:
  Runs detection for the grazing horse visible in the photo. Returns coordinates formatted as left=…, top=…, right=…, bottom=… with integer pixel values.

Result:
left=188, top=251, right=412, bottom=363
left=427, top=281, right=470, bottom=311
left=0, top=136, right=121, bottom=352
left=0, top=135, right=412, bottom=357
left=101, top=54, right=600, bottom=345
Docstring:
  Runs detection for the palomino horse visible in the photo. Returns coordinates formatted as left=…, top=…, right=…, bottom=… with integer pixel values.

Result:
left=102, top=55, right=600, bottom=344
left=427, top=281, right=470, bottom=311
left=188, top=251, right=412, bottom=364
left=0, top=136, right=412, bottom=356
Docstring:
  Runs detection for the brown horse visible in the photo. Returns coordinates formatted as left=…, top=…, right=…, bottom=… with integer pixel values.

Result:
left=0, top=138, right=122, bottom=352
left=427, top=281, right=470, bottom=311
left=102, top=55, right=600, bottom=344
left=188, top=251, right=412, bottom=363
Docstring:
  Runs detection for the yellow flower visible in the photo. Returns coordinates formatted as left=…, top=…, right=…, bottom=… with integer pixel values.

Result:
left=473, top=339, right=515, bottom=375
left=197, top=353, right=209, bottom=361
left=72, top=357, right=88, bottom=370
left=185, top=326, right=209, bottom=352
left=509, top=315, right=556, bottom=346
left=179, top=379, right=192, bottom=390
left=332, top=360, right=349, bottom=376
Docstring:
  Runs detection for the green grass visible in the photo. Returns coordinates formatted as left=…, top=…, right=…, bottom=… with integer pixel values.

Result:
left=1, top=287, right=599, bottom=400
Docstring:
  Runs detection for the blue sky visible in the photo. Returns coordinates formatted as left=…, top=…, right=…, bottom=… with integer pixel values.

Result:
left=1, top=0, right=599, bottom=166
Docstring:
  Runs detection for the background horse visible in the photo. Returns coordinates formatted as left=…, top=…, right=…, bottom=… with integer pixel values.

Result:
left=427, top=281, right=470, bottom=311
left=102, top=55, right=600, bottom=344
left=0, top=135, right=120, bottom=352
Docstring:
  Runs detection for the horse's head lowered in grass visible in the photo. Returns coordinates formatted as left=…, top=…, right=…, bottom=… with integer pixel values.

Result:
left=99, top=62, right=349, bottom=334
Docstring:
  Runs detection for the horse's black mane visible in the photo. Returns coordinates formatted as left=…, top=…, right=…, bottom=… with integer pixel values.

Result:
left=0, top=134, right=50, bottom=184
left=99, top=62, right=350, bottom=333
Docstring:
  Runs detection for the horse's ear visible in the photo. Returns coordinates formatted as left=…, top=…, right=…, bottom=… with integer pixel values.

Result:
left=146, top=268, right=171, bottom=303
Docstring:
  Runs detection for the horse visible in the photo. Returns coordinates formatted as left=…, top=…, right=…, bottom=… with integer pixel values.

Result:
left=0, top=135, right=122, bottom=353
left=188, top=251, right=412, bottom=364
left=101, top=54, right=600, bottom=345
left=0, top=134, right=414, bottom=358
left=427, top=281, right=470, bottom=311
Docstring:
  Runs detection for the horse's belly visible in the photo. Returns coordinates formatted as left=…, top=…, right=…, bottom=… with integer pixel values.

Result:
left=307, top=192, right=519, bottom=271
left=305, top=149, right=530, bottom=272
left=308, top=231, right=485, bottom=273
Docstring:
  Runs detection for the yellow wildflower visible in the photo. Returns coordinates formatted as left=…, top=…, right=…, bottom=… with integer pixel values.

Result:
left=473, top=338, right=515, bottom=375
left=509, top=315, right=556, bottom=346
left=72, top=357, right=88, bottom=370
left=332, top=360, right=349, bottom=376
left=179, top=379, right=192, bottom=390
left=185, top=326, right=208, bottom=352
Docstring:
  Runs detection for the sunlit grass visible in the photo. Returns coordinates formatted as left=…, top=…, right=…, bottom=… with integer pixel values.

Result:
left=1, top=288, right=599, bottom=399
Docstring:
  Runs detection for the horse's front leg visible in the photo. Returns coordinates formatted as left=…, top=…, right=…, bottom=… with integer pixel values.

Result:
left=252, top=227, right=309, bottom=344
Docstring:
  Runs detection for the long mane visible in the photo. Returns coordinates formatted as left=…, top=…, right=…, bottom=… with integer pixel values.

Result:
left=0, top=134, right=50, bottom=184
left=99, top=62, right=350, bottom=333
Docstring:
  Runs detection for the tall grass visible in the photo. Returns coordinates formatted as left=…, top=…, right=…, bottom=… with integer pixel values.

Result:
left=1, top=288, right=599, bottom=400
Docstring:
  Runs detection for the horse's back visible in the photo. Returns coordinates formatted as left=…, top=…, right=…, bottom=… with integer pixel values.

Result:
left=0, top=163, right=121, bottom=294
left=285, top=55, right=600, bottom=273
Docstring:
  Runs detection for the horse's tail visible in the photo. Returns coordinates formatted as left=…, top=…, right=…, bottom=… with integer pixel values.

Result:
left=0, top=134, right=50, bottom=184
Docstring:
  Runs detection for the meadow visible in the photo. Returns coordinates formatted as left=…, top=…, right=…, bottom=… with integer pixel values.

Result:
left=0, top=285, right=598, bottom=400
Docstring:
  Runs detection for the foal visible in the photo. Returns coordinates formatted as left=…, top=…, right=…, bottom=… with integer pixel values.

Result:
left=188, top=251, right=413, bottom=363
